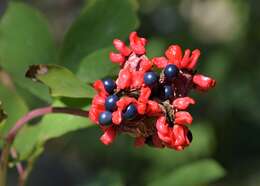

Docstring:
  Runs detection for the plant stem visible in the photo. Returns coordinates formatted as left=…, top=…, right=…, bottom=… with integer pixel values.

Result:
left=6, top=107, right=52, bottom=143
left=17, top=156, right=36, bottom=186
left=0, top=106, right=89, bottom=186
left=0, top=143, right=10, bottom=186
left=10, top=148, right=24, bottom=174
left=10, top=148, right=26, bottom=186
left=6, top=107, right=88, bottom=143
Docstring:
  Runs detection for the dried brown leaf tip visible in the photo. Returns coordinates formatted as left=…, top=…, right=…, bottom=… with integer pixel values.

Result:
left=25, top=64, right=48, bottom=81
left=0, top=101, right=7, bottom=124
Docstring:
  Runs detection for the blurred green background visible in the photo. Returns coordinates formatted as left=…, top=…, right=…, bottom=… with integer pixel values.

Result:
left=1, top=0, right=260, bottom=185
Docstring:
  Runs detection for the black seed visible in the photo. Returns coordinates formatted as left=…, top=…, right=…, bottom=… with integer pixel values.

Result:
left=187, top=130, right=193, bottom=143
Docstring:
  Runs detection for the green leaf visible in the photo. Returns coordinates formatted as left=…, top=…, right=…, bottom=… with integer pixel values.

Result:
left=13, top=99, right=93, bottom=160
left=145, top=37, right=166, bottom=58
left=77, top=47, right=119, bottom=83
left=0, top=2, right=56, bottom=102
left=0, top=0, right=8, bottom=18
left=26, top=64, right=95, bottom=98
left=138, top=123, right=217, bottom=183
left=83, top=170, right=124, bottom=186
left=60, top=0, right=139, bottom=70
left=0, top=84, right=28, bottom=141
left=137, top=123, right=216, bottom=168
left=150, top=159, right=226, bottom=186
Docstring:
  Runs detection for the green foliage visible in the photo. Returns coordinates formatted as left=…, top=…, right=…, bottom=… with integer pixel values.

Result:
left=0, top=84, right=28, bottom=140
left=83, top=170, right=124, bottom=186
left=77, top=47, right=119, bottom=83
left=0, top=2, right=56, bottom=102
left=26, top=64, right=95, bottom=98
left=145, top=38, right=167, bottom=58
left=0, top=0, right=231, bottom=185
left=60, top=0, right=139, bottom=70
left=150, top=159, right=225, bottom=186
left=135, top=123, right=217, bottom=184
left=142, top=123, right=216, bottom=167
left=13, top=99, right=92, bottom=160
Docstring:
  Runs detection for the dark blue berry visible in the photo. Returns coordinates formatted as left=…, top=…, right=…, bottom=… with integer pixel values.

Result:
left=144, top=71, right=158, bottom=86
left=164, top=64, right=179, bottom=79
left=98, top=111, right=112, bottom=125
left=163, top=85, right=173, bottom=99
left=105, top=95, right=119, bottom=111
left=187, top=130, right=193, bottom=142
left=123, top=104, right=137, bottom=120
left=102, top=78, right=116, bottom=94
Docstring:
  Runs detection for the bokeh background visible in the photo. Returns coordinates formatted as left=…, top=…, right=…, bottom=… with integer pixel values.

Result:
left=1, top=0, right=260, bottom=185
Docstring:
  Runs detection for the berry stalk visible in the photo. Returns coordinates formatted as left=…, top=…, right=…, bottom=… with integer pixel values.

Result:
left=0, top=106, right=89, bottom=186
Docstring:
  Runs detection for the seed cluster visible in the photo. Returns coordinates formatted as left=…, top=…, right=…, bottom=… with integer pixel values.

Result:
left=89, top=32, right=216, bottom=150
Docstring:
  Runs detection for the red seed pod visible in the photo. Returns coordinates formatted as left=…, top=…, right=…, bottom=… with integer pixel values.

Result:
left=100, top=126, right=117, bottom=145
left=138, top=87, right=151, bottom=103
left=113, top=39, right=132, bottom=56
left=112, top=110, right=122, bottom=125
left=139, top=57, right=153, bottom=72
left=186, top=49, right=200, bottom=70
left=180, top=49, right=191, bottom=68
left=116, top=97, right=137, bottom=111
left=158, top=131, right=172, bottom=144
left=134, top=136, right=146, bottom=147
left=140, top=37, right=148, bottom=46
left=116, top=68, right=132, bottom=90
left=89, top=106, right=103, bottom=124
left=92, top=95, right=106, bottom=109
left=175, top=111, right=193, bottom=125
left=156, top=116, right=170, bottom=135
left=89, top=32, right=216, bottom=150
left=137, top=102, right=146, bottom=115
left=152, top=57, right=168, bottom=69
left=146, top=100, right=162, bottom=116
left=109, top=52, right=125, bottom=64
left=170, top=125, right=190, bottom=150
left=173, top=97, right=195, bottom=110
left=93, top=80, right=108, bottom=97
left=129, top=32, right=146, bottom=55
left=165, top=45, right=182, bottom=67
left=193, top=74, right=216, bottom=91
left=131, top=71, right=144, bottom=89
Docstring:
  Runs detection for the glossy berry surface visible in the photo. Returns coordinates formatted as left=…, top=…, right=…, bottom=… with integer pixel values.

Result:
left=164, top=64, right=179, bottom=79
left=187, top=130, right=193, bottom=142
left=89, top=32, right=216, bottom=150
left=103, top=78, right=116, bottom=94
left=98, top=111, right=112, bottom=125
left=123, top=104, right=137, bottom=120
left=163, top=85, right=173, bottom=99
left=105, top=95, right=119, bottom=111
left=144, top=71, right=158, bottom=86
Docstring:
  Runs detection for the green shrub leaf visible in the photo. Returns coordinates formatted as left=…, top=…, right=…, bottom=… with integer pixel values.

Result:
left=0, top=85, right=28, bottom=142
left=13, top=99, right=93, bottom=160
left=60, top=0, right=139, bottom=70
left=26, top=64, right=95, bottom=98
left=77, top=47, right=119, bottom=83
left=0, top=2, right=56, bottom=102
left=150, top=159, right=226, bottom=186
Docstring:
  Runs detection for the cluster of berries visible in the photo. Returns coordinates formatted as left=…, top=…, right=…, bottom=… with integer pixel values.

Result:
left=89, top=32, right=216, bottom=151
